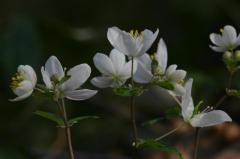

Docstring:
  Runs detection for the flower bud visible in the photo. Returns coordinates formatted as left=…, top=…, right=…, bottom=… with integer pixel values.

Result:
left=223, top=51, right=232, bottom=62
left=235, top=50, right=240, bottom=61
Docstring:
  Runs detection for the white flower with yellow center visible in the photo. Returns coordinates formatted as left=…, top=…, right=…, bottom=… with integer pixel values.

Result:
left=134, top=39, right=187, bottom=96
left=10, top=65, right=37, bottom=101
left=107, top=26, right=159, bottom=57
left=210, top=25, right=240, bottom=52
left=41, top=56, right=97, bottom=101
left=180, top=79, right=232, bottom=127
left=91, top=49, right=137, bottom=88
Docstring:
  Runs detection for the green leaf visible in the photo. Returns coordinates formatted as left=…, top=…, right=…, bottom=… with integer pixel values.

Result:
left=34, top=110, right=64, bottom=126
left=68, top=116, right=99, bottom=126
left=137, top=139, right=183, bottom=159
left=155, top=81, right=174, bottom=90
left=142, top=106, right=181, bottom=127
left=113, top=86, right=144, bottom=97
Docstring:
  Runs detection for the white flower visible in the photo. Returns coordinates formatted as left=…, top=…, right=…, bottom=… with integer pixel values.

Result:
left=41, top=56, right=97, bottom=101
left=10, top=65, right=37, bottom=101
left=91, top=49, right=137, bottom=88
left=209, top=25, right=240, bottom=52
left=180, top=79, right=232, bottom=127
left=107, top=26, right=159, bottom=57
left=134, top=38, right=187, bottom=96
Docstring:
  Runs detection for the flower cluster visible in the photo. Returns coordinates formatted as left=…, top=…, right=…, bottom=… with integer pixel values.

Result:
left=11, top=56, right=97, bottom=102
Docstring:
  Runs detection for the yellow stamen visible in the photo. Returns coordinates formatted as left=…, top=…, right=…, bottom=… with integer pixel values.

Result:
left=129, top=29, right=141, bottom=38
left=220, top=28, right=224, bottom=33
left=10, top=72, right=23, bottom=89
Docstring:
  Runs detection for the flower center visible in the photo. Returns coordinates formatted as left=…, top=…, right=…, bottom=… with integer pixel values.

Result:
left=10, top=72, right=23, bottom=90
left=129, top=30, right=143, bottom=38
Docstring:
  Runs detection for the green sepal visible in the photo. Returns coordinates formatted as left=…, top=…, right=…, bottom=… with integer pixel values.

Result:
left=68, top=116, right=99, bottom=127
left=34, top=110, right=64, bottom=126
left=154, top=81, right=175, bottom=90
left=137, top=139, right=184, bottom=159
left=113, top=85, right=145, bottom=97
left=192, top=100, right=204, bottom=116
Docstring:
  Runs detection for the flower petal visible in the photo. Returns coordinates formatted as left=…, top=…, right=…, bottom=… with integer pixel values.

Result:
left=137, top=53, right=152, bottom=71
left=41, top=67, right=53, bottom=89
left=222, top=25, right=237, bottom=46
left=156, top=38, right=168, bottom=73
left=61, top=64, right=91, bottom=91
left=13, top=80, right=34, bottom=96
left=91, top=76, right=113, bottom=88
left=65, top=89, right=97, bottom=101
left=191, top=110, right=232, bottom=127
left=93, top=53, right=115, bottom=75
left=172, top=84, right=186, bottom=96
left=133, top=61, right=153, bottom=83
left=209, top=45, right=227, bottom=52
left=168, top=70, right=186, bottom=83
left=9, top=90, right=33, bottom=102
left=107, top=26, right=121, bottom=47
left=181, top=78, right=194, bottom=121
left=109, top=49, right=126, bottom=73
left=166, top=64, right=177, bottom=77
left=141, top=29, right=159, bottom=54
left=18, top=65, right=37, bottom=85
left=45, top=56, right=64, bottom=80
left=209, top=33, right=224, bottom=46
left=119, top=59, right=137, bottom=80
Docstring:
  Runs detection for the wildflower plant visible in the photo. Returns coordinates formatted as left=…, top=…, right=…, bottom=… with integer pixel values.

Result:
left=10, top=56, right=98, bottom=159
left=10, top=25, right=240, bottom=159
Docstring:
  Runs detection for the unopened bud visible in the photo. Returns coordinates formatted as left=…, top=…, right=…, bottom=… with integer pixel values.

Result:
left=235, top=50, right=240, bottom=61
left=223, top=51, right=232, bottom=62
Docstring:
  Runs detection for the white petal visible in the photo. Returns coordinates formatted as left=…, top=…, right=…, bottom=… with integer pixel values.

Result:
left=166, top=64, right=177, bottom=77
left=65, top=89, right=97, bottom=101
left=109, top=49, right=126, bottom=73
left=191, top=110, right=232, bottom=127
left=10, top=90, right=33, bottom=102
left=137, top=53, right=152, bottom=71
left=13, top=80, right=34, bottom=96
left=107, top=26, right=121, bottom=47
left=120, top=32, right=139, bottom=56
left=93, top=53, right=115, bottom=75
left=41, top=67, right=53, bottom=89
left=209, top=45, right=227, bottom=52
left=181, top=78, right=194, bottom=120
left=156, top=38, right=168, bottom=72
left=133, top=62, right=153, bottom=83
left=119, top=59, right=137, bottom=80
left=209, top=33, right=224, bottom=46
left=141, top=29, right=159, bottom=55
left=168, top=70, right=186, bottom=83
left=18, top=65, right=37, bottom=85
left=171, top=84, right=186, bottom=96
left=91, top=76, right=113, bottom=88
left=45, top=56, right=64, bottom=80
left=222, top=25, right=237, bottom=45
left=61, top=64, right=91, bottom=91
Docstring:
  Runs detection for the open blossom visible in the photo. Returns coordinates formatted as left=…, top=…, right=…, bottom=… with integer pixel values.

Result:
left=210, top=25, right=240, bottom=52
left=10, top=65, right=37, bottom=101
left=41, top=56, right=97, bottom=101
left=107, top=26, right=159, bottom=57
left=91, top=49, right=137, bottom=88
left=179, top=79, right=232, bottom=127
left=134, top=39, right=187, bottom=96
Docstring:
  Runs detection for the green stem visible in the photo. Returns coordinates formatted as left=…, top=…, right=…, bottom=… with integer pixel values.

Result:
left=57, top=98, right=75, bottom=159
left=155, top=124, right=182, bottom=141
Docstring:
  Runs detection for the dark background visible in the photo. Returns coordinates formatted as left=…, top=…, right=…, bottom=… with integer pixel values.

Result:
left=1, top=0, right=240, bottom=158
